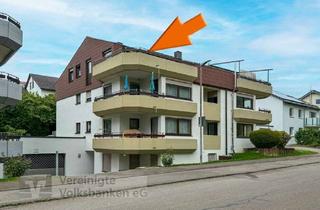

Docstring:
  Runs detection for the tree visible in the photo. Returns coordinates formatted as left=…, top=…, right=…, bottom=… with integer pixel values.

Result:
left=0, top=92, right=56, bottom=136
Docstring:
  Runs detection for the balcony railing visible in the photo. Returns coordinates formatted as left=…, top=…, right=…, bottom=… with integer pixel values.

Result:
left=305, top=118, right=320, bottom=127
left=0, top=71, right=20, bottom=84
left=94, top=132, right=165, bottom=138
left=0, top=12, right=21, bottom=29
left=95, top=89, right=162, bottom=102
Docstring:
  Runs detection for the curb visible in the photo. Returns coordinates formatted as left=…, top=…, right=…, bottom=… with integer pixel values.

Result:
left=1, top=158, right=320, bottom=208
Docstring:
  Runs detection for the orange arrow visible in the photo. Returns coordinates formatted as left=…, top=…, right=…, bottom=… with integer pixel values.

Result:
left=149, top=13, right=206, bottom=52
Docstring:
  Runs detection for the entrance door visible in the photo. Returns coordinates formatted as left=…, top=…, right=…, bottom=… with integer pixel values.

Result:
left=129, top=155, right=140, bottom=169
left=151, top=117, right=158, bottom=135
left=150, top=154, right=158, bottom=166
left=102, top=154, right=111, bottom=172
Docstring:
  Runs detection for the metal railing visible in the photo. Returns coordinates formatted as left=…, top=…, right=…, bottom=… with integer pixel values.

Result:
left=94, top=132, right=165, bottom=138
left=95, top=89, right=163, bottom=102
left=305, top=118, right=320, bottom=127
left=0, top=12, right=21, bottom=29
left=0, top=71, right=20, bottom=84
left=258, top=108, right=271, bottom=113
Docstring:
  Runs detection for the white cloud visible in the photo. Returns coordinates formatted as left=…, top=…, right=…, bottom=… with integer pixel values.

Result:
left=249, top=32, right=320, bottom=56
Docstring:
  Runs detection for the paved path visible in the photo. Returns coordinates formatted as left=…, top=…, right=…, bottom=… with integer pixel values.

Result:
left=0, top=154, right=320, bottom=208
left=3, top=160, right=320, bottom=210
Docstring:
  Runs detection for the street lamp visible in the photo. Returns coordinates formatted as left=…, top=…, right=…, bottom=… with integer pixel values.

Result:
left=199, top=60, right=211, bottom=164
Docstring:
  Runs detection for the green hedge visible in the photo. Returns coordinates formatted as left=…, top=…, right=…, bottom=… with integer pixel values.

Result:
left=249, top=129, right=281, bottom=149
left=161, top=153, right=173, bottom=167
left=295, top=128, right=320, bottom=146
left=4, top=156, right=31, bottom=178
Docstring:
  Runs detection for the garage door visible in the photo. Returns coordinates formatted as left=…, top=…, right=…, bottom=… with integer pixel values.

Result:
left=24, top=154, right=65, bottom=176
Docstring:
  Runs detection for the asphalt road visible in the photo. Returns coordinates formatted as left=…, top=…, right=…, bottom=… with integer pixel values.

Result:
left=3, top=163, right=320, bottom=210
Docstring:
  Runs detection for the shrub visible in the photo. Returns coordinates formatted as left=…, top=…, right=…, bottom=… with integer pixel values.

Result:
left=277, top=131, right=291, bottom=149
left=4, top=156, right=31, bottom=178
left=160, top=153, right=173, bottom=167
left=295, top=128, right=320, bottom=146
left=249, top=129, right=281, bottom=149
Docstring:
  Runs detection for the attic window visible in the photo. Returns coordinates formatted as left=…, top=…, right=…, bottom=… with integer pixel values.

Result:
left=102, top=48, right=112, bottom=58
left=68, top=68, right=74, bottom=83
left=76, top=64, right=81, bottom=78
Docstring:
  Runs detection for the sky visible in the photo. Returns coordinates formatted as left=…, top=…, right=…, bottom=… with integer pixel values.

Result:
left=1, top=0, right=320, bottom=98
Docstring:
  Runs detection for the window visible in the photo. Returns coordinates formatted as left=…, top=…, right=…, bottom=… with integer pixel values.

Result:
left=237, top=96, right=253, bottom=109
left=68, top=68, right=74, bottom=82
left=76, top=93, right=81, bottom=105
left=103, top=84, right=112, bottom=97
left=129, top=82, right=140, bottom=92
left=207, top=91, right=218, bottom=103
left=129, top=119, right=140, bottom=130
left=102, top=48, right=112, bottom=58
left=75, top=122, right=81, bottom=134
left=316, top=99, right=320, bottom=104
left=289, top=108, right=294, bottom=117
left=76, top=64, right=81, bottom=78
left=86, top=91, right=91, bottom=102
left=310, top=112, right=316, bottom=118
left=86, top=121, right=91, bottom=133
left=29, top=81, right=34, bottom=90
left=166, top=83, right=191, bottom=100
left=237, top=123, right=253, bottom=138
left=103, top=119, right=112, bottom=134
left=205, top=121, right=218, bottom=135
left=207, top=96, right=218, bottom=103
left=86, top=59, right=92, bottom=86
left=298, top=110, right=302, bottom=118
left=208, top=153, right=217, bottom=162
left=289, top=127, right=294, bottom=136
left=165, top=118, right=191, bottom=136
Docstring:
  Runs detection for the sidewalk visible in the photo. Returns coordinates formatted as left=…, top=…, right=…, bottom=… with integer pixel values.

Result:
left=0, top=154, right=320, bottom=208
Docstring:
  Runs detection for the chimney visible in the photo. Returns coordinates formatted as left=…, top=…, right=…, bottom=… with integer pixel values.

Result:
left=174, top=51, right=182, bottom=60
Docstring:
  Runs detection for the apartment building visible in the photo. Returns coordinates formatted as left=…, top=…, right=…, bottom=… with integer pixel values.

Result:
left=301, top=90, right=320, bottom=108
left=257, top=91, right=320, bottom=143
left=25, top=73, right=58, bottom=96
left=55, top=37, right=272, bottom=173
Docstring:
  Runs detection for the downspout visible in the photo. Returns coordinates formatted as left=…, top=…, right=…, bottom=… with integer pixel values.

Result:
left=225, top=91, right=228, bottom=155
left=231, top=65, right=237, bottom=155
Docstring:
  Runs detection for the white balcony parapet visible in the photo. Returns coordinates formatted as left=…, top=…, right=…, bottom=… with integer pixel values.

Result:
left=305, top=118, right=320, bottom=127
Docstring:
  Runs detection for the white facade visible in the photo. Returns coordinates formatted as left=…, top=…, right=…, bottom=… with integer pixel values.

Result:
left=26, top=76, right=55, bottom=96
left=56, top=70, right=268, bottom=174
left=22, top=137, right=93, bottom=176
left=257, top=94, right=320, bottom=144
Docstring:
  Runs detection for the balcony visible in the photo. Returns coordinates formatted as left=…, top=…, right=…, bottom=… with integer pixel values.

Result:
left=93, top=91, right=197, bottom=117
left=204, top=102, right=220, bottom=121
left=305, top=118, right=320, bottom=127
left=93, top=133, right=197, bottom=154
left=0, top=72, right=22, bottom=109
left=93, top=51, right=198, bottom=82
left=0, top=13, right=22, bottom=66
left=233, top=108, right=272, bottom=124
left=204, top=135, right=221, bottom=150
left=236, top=76, right=272, bottom=99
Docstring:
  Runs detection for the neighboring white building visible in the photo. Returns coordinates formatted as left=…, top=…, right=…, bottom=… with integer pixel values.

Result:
left=300, top=90, right=320, bottom=108
left=25, top=74, right=58, bottom=96
left=257, top=91, right=320, bottom=144
left=53, top=37, right=273, bottom=174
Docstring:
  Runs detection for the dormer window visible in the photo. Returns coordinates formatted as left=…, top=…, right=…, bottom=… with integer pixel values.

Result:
left=102, top=48, right=112, bottom=58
